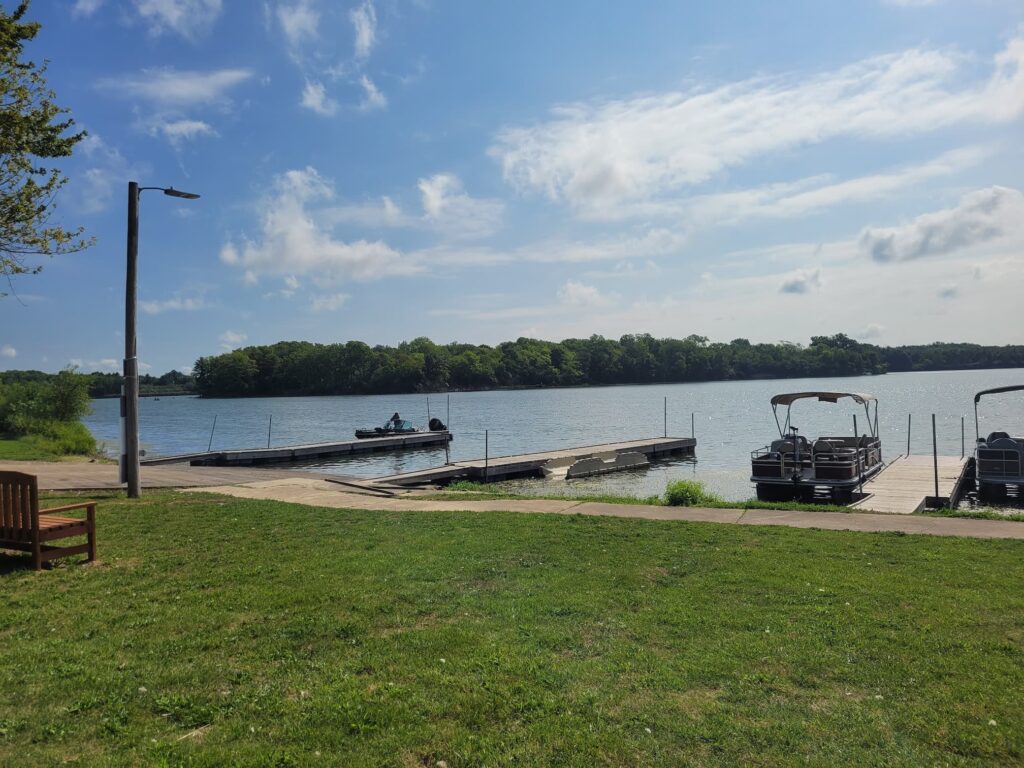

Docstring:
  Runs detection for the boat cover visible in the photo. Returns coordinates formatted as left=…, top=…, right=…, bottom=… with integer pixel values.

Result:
left=974, top=384, right=1024, bottom=403
left=770, top=391, right=875, bottom=406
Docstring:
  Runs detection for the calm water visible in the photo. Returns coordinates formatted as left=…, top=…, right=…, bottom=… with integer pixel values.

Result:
left=84, top=369, right=1024, bottom=501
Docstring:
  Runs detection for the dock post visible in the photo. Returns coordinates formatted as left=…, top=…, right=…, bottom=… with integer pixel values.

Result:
left=427, top=396, right=431, bottom=423
left=906, top=414, right=911, bottom=456
left=267, top=415, right=273, bottom=449
left=852, top=414, right=858, bottom=437
left=961, top=416, right=965, bottom=458
left=664, top=397, right=667, bottom=438
left=691, top=412, right=695, bottom=439
left=484, top=429, right=489, bottom=483
left=932, top=414, right=939, bottom=500
left=207, top=415, right=217, bottom=452
left=447, top=393, right=450, bottom=428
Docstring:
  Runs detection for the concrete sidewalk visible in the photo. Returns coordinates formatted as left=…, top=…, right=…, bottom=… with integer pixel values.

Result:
left=184, top=476, right=1024, bottom=541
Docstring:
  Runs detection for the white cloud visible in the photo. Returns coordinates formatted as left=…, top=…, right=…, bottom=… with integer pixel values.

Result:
left=98, top=67, right=252, bottom=107
left=220, top=167, right=416, bottom=283
left=311, top=292, right=350, bottom=311
left=684, top=146, right=990, bottom=225
left=859, top=186, right=1024, bottom=263
left=490, top=36, right=1024, bottom=217
left=72, top=0, right=105, bottom=16
left=219, top=330, right=247, bottom=350
left=557, top=280, right=616, bottom=308
left=323, top=196, right=414, bottom=228
left=1, top=345, right=16, bottom=358
left=69, top=358, right=120, bottom=372
left=134, top=0, right=224, bottom=39
left=858, top=323, right=885, bottom=340
left=277, top=0, right=319, bottom=53
left=779, top=267, right=823, bottom=294
left=149, top=118, right=217, bottom=145
left=418, top=173, right=504, bottom=239
left=937, top=283, right=959, bottom=299
left=350, top=0, right=377, bottom=60
left=72, top=133, right=135, bottom=215
left=300, top=80, right=338, bottom=116
left=358, top=75, right=387, bottom=111
left=139, top=295, right=206, bottom=315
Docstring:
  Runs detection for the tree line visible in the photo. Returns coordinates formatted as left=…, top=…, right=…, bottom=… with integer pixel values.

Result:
left=0, top=369, right=195, bottom=398
left=185, top=334, right=1024, bottom=398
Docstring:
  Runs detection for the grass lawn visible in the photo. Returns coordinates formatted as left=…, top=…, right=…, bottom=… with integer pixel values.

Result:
left=0, top=436, right=62, bottom=461
left=2, top=491, right=1023, bottom=766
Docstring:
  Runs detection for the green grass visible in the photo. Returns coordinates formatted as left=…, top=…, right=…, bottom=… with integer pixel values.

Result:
left=1, top=491, right=1022, bottom=766
left=0, top=435, right=62, bottom=460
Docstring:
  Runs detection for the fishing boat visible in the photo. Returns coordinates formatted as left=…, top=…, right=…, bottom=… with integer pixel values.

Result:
left=354, top=413, right=447, bottom=439
left=973, top=385, right=1024, bottom=502
left=750, top=391, right=883, bottom=503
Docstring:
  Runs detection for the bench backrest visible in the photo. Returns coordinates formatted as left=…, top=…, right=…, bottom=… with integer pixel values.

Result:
left=0, top=471, right=38, bottom=541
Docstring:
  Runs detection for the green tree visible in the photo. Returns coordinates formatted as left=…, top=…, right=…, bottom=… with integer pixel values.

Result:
left=0, top=2, right=91, bottom=294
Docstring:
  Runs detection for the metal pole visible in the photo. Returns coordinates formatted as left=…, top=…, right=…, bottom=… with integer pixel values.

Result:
left=123, top=181, right=141, bottom=498
left=447, top=393, right=450, bottom=428
left=207, top=414, right=217, bottom=452
left=484, top=429, right=489, bottom=483
left=852, top=414, right=857, bottom=437
left=691, top=412, right=695, bottom=439
left=663, top=397, right=667, bottom=438
left=932, top=413, right=939, bottom=499
left=267, top=414, right=273, bottom=448
left=907, top=414, right=911, bottom=456
left=426, top=396, right=431, bottom=423
left=961, top=416, right=965, bottom=458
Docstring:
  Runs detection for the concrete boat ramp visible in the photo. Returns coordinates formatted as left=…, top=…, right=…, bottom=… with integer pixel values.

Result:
left=370, top=436, right=697, bottom=487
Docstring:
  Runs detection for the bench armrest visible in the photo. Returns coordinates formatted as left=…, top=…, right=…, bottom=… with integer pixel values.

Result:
left=38, top=502, right=97, bottom=516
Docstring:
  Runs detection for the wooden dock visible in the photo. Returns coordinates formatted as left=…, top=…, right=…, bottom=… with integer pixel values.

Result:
left=140, top=431, right=452, bottom=467
left=849, top=455, right=970, bottom=514
left=371, top=436, right=696, bottom=487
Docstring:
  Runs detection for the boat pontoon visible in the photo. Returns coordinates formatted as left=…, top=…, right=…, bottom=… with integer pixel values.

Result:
left=750, top=391, right=883, bottom=503
left=973, top=385, right=1024, bottom=502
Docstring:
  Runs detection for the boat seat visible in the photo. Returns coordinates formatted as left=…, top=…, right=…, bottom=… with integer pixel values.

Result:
left=986, top=437, right=1023, bottom=451
left=987, top=431, right=1011, bottom=444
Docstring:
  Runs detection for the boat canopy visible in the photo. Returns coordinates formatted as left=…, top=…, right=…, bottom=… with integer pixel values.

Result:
left=770, top=391, right=876, bottom=407
left=973, top=384, right=1024, bottom=404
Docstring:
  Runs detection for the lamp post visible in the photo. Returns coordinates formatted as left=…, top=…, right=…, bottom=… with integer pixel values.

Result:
left=121, top=181, right=200, bottom=498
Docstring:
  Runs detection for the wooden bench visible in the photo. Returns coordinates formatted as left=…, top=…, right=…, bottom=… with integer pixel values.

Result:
left=0, top=471, right=97, bottom=571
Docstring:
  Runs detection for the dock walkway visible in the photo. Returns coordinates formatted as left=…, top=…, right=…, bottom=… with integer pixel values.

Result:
left=850, top=455, right=970, bottom=514
left=140, top=431, right=452, bottom=467
left=372, top=436, right=696, bottom=487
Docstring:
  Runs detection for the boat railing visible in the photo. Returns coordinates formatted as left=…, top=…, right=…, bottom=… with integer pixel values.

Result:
left=977, top=443, right=1024, bottom=480
left=752, top=438, right=881, bottom=481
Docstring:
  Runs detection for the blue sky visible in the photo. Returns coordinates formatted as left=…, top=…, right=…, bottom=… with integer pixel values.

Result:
left=1, top=0, right=1023, bottom=374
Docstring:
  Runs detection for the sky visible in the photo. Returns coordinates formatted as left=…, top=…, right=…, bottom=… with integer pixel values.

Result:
left=1, top=0, right=1022, bottom=375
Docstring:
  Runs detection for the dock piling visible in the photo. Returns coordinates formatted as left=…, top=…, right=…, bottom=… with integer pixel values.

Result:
left=961, top=416, right=965, bottom=458
left=484, top=429, right=489, bottom=483
left=663, top=397, right=667, bottom=438
left=207, top=415, right=217, bottom=452
left=932, top=414, right=939, bottom=500
left=267, top=415, right=273, bottom=449
left=691, top=412, right=695, bottom=439
left=906, top=414, right=912, bottom=456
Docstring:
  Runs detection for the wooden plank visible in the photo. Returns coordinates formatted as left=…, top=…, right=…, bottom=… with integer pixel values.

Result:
left=851, top=455, right=968, bottom=514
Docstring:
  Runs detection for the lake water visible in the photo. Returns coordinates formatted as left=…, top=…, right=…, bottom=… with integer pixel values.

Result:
left=84, top=368, right=1024, bottom=501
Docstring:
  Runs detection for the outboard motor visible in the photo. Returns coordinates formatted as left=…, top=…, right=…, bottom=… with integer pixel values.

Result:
left=428, top=417, right=447, bottom=432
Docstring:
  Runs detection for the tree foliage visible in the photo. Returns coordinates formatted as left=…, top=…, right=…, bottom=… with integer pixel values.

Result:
left=0, top=1, right=91, bottom=294
left=188, top=334, right=1024, bottom=398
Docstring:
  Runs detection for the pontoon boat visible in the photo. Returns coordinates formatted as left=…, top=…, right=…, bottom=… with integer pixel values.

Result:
left=973, top=385, right=1023, bottom=502
left=750, top=391, right=883, bottom=502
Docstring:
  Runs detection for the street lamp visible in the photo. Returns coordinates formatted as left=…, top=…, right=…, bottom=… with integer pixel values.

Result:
left=121, top=181, right=200, bottom=498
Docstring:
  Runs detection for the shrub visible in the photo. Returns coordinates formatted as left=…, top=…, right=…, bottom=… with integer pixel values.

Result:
left=24, top=420, right=96, bottom=455
left=665, top=479, right=721, bottom=507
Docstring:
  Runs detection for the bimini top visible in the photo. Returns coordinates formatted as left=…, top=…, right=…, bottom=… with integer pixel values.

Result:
left=974, top=384, right=1024, bottom=403
left=770, top=391, right=876, bottom=407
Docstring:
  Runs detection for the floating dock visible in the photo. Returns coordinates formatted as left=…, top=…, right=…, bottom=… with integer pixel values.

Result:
left=140, top=431, right=453, bottom=467
left=371, top=436, right=696, bottom=487
left=849, top=454, right=971, bottom=514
